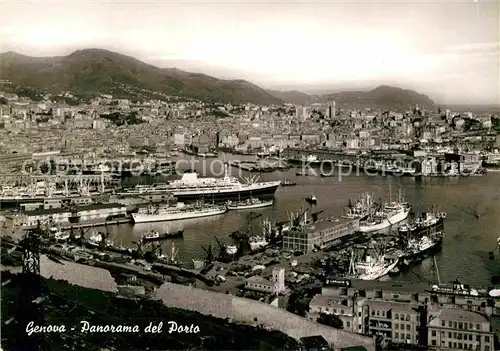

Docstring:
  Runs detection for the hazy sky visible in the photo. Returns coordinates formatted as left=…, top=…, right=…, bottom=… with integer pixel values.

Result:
left=1, top=0, right=499, bottom=104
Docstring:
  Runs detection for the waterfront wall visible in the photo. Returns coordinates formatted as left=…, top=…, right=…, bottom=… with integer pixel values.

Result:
left=155, top=283, right=376, bottom=351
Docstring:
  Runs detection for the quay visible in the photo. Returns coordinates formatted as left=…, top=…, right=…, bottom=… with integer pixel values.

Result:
left=282, top=147, right=485, bottom=176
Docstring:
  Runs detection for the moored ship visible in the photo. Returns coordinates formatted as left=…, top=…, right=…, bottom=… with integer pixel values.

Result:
left=398, top=211, right=446, bottom=237
left=140, top=229, right=184, bottom=242
left=166, top=164, right=281, bottom=202
left=351, top=251, right=399, bottom=280
left=359, top=203, right=410, bottom=233
left=390, top=231, right=444, bottom=276
left=343, top=193, right=374, bottom=221
left=249, top=236, right=269, bottom=251
left=227, top=197, right=273, bottom=210
left=359, top=188, right=411, bottom=233
left=132, top=202, right=227, bottom=223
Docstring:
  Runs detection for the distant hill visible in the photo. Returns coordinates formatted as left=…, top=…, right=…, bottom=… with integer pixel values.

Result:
left=0, top=49, right=282, bottom=105
left=267, top=85, right=436, bottom=110
left=265, top=89, right=318, bottom=105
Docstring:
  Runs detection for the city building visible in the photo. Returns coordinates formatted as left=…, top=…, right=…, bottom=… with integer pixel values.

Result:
left=244, top=267, right=286, bottom=294
left=427, top=307, right=494, bottom=351
left=282, top=217, right=359, bottom=253
left=325, top=101, right=336, bottom=119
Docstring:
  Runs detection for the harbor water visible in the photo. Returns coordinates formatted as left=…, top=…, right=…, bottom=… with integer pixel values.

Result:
left=43, top=153, right=500, bottom=286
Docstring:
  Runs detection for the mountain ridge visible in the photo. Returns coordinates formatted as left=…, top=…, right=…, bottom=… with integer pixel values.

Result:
left=266, top=85, right=436, bottom=110
left=1, top=48, right=435, bottom=109
left=0, top=49, right=283, bottom=105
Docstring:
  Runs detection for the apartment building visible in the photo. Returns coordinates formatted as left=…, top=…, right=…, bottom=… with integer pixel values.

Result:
left=309, top=279, right=497, bottom=349
left=427, top=307, right=494, bottom=351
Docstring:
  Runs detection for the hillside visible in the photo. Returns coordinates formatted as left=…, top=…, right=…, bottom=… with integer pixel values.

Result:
left=267, top=85, right=436, bottom=110
left=0, top=49, right=282, bottom=105
left=266, top=89, right=317, bottom=105
left=1, top=271, right=299, bottom=350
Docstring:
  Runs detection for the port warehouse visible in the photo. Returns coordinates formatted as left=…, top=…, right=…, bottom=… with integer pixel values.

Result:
left=282, top=217, right=360, bottom=253
left=308, top=278, right=497, bottom=350
left=6, top=202, right=127, bottom=228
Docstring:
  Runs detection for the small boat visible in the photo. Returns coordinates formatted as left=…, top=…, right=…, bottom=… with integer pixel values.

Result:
left=249, top=236, right=269, bottom=251
left=281, top=180, right=296, bottom=187
left=86, top=232, right=103, bottom=247
left=192, top=259, right=205, bottom=269
left=141, top=229, right=184, bottom=242
left=227, top=197, right=273, bottom=210
left=305, top=195, right=317, bottom=204
left=226, top=245, right=238, bottom=255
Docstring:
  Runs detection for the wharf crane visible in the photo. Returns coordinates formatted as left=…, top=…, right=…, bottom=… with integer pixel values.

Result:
left=201, top=244, right=215, bottom=264
left=230, top=211, right=262, bottom=240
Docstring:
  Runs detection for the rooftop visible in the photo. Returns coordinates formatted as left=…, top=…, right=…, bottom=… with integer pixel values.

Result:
left=432, top=307, right=490, bottom=325
left=365, top=300, right=418, bottom=314
left=299, top=335, right=330, bottom=350
left=348, top=279, right=430, bottom=294
left=245, top=275, right=273, bottom=286
left=306, top=217, right=358, bottom=232
left=309, top=294, right=351, bottom=311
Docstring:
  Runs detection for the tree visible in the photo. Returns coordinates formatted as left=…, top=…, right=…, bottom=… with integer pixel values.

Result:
left=317, top=312, right=343, bottom=329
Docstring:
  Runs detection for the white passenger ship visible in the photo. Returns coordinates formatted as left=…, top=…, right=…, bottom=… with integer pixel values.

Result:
left=131, top=202, right=227, bottom=224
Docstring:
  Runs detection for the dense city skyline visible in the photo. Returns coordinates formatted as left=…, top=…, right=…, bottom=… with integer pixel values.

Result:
left=1, top=0, right=499, bottom=105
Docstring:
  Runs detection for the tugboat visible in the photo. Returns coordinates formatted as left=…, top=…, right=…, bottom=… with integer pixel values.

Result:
left=281, top=179, right=296, bottom=187
left=305, top=195, right=317, bottom=205
left=226, top=245, right=238, bottom=255
left=140, top=229, right=184, bottom=243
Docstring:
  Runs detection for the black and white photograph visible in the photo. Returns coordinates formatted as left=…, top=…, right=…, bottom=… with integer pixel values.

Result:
left=1, top=0, right=499, bottom=350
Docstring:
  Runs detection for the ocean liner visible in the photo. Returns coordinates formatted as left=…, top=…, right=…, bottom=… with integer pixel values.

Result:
left=167, top=164, right=281, bottom=202
left=132, top=202, right=227, bottom=223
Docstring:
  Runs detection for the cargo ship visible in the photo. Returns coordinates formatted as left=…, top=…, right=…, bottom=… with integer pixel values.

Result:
left=359, top=188, right=411, bottom=233
left=398, top=211, right=446, bottom=237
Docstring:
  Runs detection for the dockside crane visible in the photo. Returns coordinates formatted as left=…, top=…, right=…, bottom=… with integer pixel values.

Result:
left=203, top=244, right=214, bottom=263
left=230, top=211, right=263, bottom=242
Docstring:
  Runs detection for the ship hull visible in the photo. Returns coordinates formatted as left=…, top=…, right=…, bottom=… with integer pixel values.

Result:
left=401, top=217, right=444, bottom=237
left=227, top=201, right=273, bottom=210
left=141, top=231, right=183, bottom=242
left=360, top=208, right=410, bottom=233
left=132, top=208, right=227, bottom=223
left=358, top=259, right=399, bottom=280
left=173, top=184, right=280, bottom=203
left=405, top=238, right=443, bottom=260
